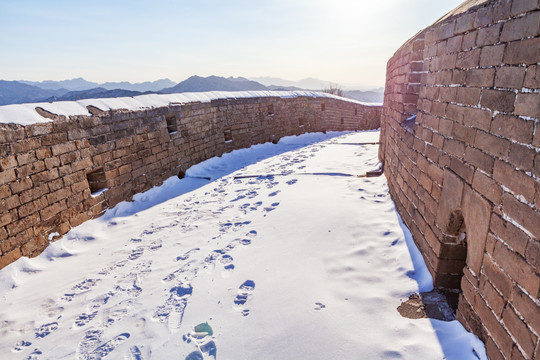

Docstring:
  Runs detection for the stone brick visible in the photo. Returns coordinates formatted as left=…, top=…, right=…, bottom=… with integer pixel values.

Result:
left=0, top=184, right=11, bottom=199
left=479, top=44, right=505, bottom=67
left=472, top=170, right=501, bottom=204
left=494, top=160, right=536, bottom=203
left=524, top=65, right=540, bottom=88
left=35, top=148, right=52, bottom=160
left=482, top=278, right=506, bottom=318
left=31, top=168, right=60, bottom=184
left=495, top=66, right=526, bottom=89
left=493, top=0, right=513, bottom=21
left=0, top=248, right=22, bottom=269
left=10, top=177, right=33, bottom=194
left=511, top=286, right=540, bottom=336
left=11, top=138, right=41, bottom=153
left=0, top=156, right=18, bottom=171
left=504, top=37, right=540, bottom=65
left=476, top=23, right=501, bottom=46
left=16, top=161, right=46, bottom=179
left=18, top=197, right=47, bottom=218
left=46, top=188, right=71, bottom=205
left=502, top=306, right=537, bottom=358
left=511, top=0, right=539, bottom=15
left=450, top=156, right=474, bottom=182
left=502, top=192, right=540, bottom=239
left=40, top=200, right=67, bottom=221
left=462, top=186, right=491, bottom=275
left=0, top=194, right=20, bottom=211
left=462, top=31, right=477, bottom=50
left=463, top=107, right=492, bottom=131
left=16, top=152, right=36, bottom=166
left=509, top=143, right=535, bottom=172
left=491, top=214, right=529, bottom=257
left=455, top=87, right=481, bottom=106
left=500, top=11, right=540, bottom=42
left=475, top=5, right=494, bottom=27
left=515, top=93, right=540, bottom=119
left=456, top=48, right=481, bottom=69
left=452, top=123, right=476, bottom=143
left=475, top=296, right=514, bottom=359
left=443, top=138, right=465, bottom=158
left=480, top=89, right=516, bottom=113
left=465, top=68, right=495, bottom=87
left=0, top=169, right=16, bottom=185
left=475, top=131, right=510, bottom=159
left=491, top=114, right=533, bottom=144
left=51, top=142, right=77, bottom=156
left=6, top=214, right=39, bottom=236
left=493, top=242, right=540, bottom=294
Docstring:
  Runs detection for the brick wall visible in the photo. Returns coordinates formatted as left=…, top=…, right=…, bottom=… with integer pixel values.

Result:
left=379, top=0, right=540, bottom=359
left=0, top=94, right=381, bottom=269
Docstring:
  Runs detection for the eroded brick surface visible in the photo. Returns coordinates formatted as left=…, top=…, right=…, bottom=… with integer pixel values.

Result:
left=380, top=1, right=540, bottom=359
left=0, top=96, right=381, bottom=265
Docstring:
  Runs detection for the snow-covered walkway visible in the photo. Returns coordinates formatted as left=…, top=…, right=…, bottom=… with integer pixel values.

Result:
left=0, top=131, right=486, bottom=360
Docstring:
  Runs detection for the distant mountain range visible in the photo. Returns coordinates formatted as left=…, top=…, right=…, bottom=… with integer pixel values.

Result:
left=20, top=78, right=176, bottom=92
left=0, top=76, right=383, bottom=106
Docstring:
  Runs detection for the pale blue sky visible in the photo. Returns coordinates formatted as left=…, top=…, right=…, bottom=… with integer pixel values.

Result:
left=0, top=0, right=464, bottom=88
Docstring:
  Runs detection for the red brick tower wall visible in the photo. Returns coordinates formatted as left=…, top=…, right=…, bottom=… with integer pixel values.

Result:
left=379, top=0, right=539, bottom=359
left=0, top=95, right=381, bottom=269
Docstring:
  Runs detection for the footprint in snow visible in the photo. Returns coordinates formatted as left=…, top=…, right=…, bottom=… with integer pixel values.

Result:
left=264, top=202, right=280, bottom=212
left=60, top=279, right=100, bottom=302
left=153, top=282, right=193, bottom=331
left=77, top=329, right=103, bottom=358
left=183, top=323, right=217, bottom=360
left=12, top=340, right=32, bottom=352
left=268, top=191, right=280, bottom=197
left=35, top=322, right=58, bottom=338
left=314, top=302, right=326, bottom=310
left=90, top=332, right=130, bottom=359
left=286, top=179, right=298, bottom=185
left=127, top=345, right=143, bottom=360
left=26, top=348, right=42, bottom=360
left=234, top=280, right=255, bottom=316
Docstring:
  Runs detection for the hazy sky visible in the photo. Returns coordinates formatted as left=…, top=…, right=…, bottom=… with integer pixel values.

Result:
left=0, top=0, right=464, bottom=88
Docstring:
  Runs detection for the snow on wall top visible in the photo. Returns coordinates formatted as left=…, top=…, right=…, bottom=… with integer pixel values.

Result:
left=0, top=91, right=380, bottom=126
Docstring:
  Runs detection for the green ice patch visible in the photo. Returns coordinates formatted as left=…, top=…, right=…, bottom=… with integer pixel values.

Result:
left=194, top=322, right=213, bottom=336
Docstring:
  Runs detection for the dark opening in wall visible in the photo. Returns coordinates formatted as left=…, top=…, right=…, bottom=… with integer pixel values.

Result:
left=444, top=210, right=468, bottom=294
left=321, top=104, right=325, bottom=111
left=86, top=168, right=107, bottom=196
left=267, top=104, right=274, bottom=115
left=355, top=108, right=358, bottom=115
left=340, top=117, right=344, bottom=125
left=224, top=129, right=232, bottom=142
left=166, top=115, right=178, bottom=134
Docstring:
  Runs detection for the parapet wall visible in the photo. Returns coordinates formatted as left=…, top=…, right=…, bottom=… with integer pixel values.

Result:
left=0, top=92, right=381, bottom=269
left=380, top=0, right=539, bottom=359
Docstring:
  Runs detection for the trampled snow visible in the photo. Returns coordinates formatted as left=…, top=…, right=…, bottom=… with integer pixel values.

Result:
left=0, top=131, right=487, bottom=360
left=0, top=90, right=378, bottom=126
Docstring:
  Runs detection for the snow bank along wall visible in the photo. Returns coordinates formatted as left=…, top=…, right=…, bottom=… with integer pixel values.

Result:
left=379, top=0, right=539, bottom=359
left=0, top=92, right=381, bottom=269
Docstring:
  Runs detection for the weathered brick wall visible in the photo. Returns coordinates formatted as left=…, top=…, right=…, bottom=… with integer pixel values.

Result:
left=0, top=94, right=381, bottom=269
left=380, top=0, right=539, bottom=359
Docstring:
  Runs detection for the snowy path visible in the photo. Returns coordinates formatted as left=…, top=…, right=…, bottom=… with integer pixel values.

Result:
left=0, top=131, right=486, bottom=360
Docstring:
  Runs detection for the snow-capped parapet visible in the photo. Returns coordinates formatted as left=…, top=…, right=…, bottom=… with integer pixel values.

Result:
left=0, top=90, right=379, bottom=126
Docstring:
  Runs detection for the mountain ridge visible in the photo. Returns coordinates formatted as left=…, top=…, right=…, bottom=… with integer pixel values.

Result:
left=1, top=76, right=384, bottom=106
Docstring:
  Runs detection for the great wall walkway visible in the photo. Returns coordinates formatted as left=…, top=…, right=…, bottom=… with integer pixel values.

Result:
left=0, top=131, right=486, bottom=360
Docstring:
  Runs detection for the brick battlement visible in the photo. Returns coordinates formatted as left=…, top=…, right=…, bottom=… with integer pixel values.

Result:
left=0, top=92, right=381, bottom=269
left=380, top=0, right=539, bottom=359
